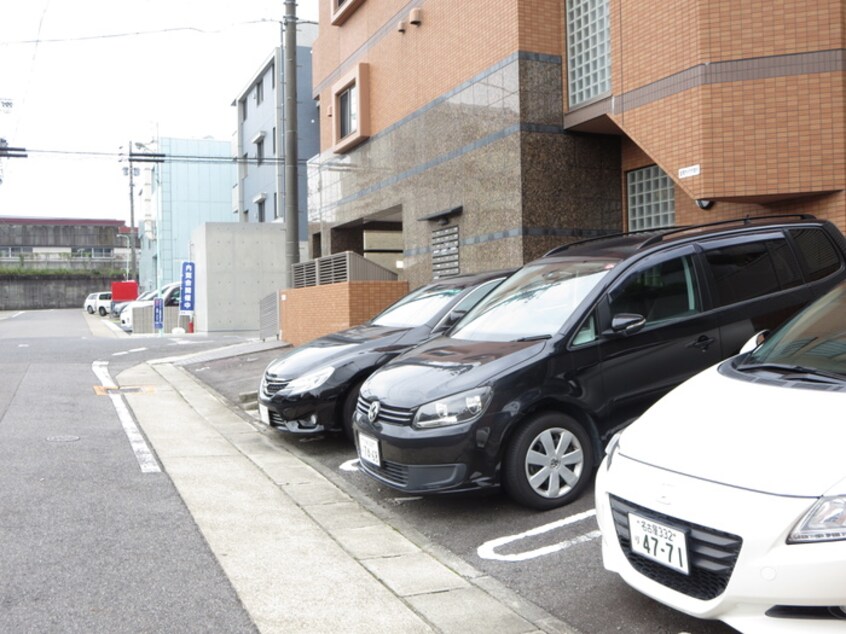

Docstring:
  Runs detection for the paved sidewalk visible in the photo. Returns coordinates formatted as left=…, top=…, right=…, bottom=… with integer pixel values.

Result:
left=118, top=359, right=576, bottom=634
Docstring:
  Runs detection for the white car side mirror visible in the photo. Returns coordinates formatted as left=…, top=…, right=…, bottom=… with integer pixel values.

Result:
left=740, top=330, right=769, bottom=354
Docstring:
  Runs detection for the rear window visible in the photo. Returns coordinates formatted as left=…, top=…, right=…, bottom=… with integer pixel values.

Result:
left=703, top=239, right=801, bottom=307
left=790, top=228, right=842, bottom=282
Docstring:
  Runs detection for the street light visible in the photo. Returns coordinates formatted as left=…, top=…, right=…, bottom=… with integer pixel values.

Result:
left=120, top=141, right=165, bottom=282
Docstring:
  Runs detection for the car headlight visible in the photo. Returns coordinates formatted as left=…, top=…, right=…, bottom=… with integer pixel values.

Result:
left=788, top=496, right=846, bottom=543
left=283, top=366, right=335, bottom=395
left=413, top=387, right=492, bottom=429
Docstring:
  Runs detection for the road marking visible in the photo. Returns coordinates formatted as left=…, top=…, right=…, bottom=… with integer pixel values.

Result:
left=18, top=343, right=29, bottom=348
left=112, top=347, right=148, bottom=357
left=477, top=509, right=601, bottom=562
left=340, top=458, right=360, bottom=472
left=91, top=361, right=161, bottom=473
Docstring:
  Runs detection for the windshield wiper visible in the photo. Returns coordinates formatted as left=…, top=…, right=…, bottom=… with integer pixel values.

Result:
left=737, top=362, right=846, bottom=384
left=514, top=334, right=552, bottom=342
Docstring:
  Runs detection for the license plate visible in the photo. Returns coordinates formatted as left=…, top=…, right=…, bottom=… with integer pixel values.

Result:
left=358, top=433, right=381, bottom=467
left=628, top=513, right=689, bottom=575
left=259, top=404, right=270, bottom=425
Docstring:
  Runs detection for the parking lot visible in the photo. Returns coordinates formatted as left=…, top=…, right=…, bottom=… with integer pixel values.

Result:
left=184, top=346, right=736, bottom=634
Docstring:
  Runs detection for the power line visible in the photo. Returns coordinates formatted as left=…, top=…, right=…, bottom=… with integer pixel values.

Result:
left=20, top=147, right=310, bottom=166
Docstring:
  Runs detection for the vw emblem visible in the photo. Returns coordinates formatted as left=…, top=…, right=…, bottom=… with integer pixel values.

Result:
left=367, top=400, right=381, bottom=423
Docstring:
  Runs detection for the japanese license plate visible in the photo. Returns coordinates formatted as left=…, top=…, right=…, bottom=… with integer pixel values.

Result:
left=358, top=433, right=381, bottom=467
left=628, top=512, right=689, bottom=575
left=259, top=404, right=270, bottom=425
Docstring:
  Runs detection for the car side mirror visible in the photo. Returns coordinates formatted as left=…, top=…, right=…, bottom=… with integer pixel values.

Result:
left=610, top=313, right=646, bottom=336
left=740, top=330, right=770, bottom=354
left=433, top=309, right=466, bottom=335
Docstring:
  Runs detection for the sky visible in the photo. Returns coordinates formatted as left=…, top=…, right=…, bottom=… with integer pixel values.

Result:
left=0, top=0, right=319, bottom=224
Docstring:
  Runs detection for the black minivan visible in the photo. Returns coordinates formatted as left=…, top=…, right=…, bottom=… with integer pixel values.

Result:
left=353, top=215, right=846, bottom=509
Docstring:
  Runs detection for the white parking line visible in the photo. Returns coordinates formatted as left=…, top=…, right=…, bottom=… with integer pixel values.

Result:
left=91, top=361, right=161, bottom=473
left=112, top=347, right=148, bottom=357
left=477, top=509, right=601, bottom=562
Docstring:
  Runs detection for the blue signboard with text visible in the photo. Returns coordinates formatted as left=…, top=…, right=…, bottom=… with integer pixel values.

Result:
left=153, top=297, right=164, bottom=331
left=179, top=261, right=196, bottom=313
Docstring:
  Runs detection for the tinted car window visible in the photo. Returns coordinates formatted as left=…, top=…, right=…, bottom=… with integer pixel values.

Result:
left=704, top=240, right=785, bottom=306
left=371, top=286, right=462, bottom=327
left=451, top=260, right=616, bottom=342
left=791, top=228, right=842, bottom=282
left=608, top=255, right=700, bottom=325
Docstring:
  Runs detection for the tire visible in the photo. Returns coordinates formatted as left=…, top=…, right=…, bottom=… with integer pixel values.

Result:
left=98, top=306, right=108, bottom=316
left=341, top=379, right=365, bottom=442
left=86, top=306, right=94, bottom=314
left=503, top=412, right=594, bottom=510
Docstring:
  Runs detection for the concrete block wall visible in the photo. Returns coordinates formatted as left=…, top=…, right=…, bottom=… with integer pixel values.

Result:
left=280, top=280, right=409, bottom=346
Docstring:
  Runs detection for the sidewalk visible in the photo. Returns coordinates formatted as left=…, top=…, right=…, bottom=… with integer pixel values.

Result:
left=118, top=357, right=577, bottom=634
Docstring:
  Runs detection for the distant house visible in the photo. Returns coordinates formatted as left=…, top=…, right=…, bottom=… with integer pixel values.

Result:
left=0, top=216, right=134, bottom=274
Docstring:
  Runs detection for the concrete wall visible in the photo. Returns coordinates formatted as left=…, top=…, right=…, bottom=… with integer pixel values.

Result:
left=191, top=223, right=288, bottom=333
left=0, top=275, right=119, bottom=310
left=279, top=280, right=409, bottom=346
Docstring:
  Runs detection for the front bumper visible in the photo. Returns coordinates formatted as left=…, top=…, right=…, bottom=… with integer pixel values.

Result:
left=352, top=407, right=504, bottom=494
left=259, top=392, right=338, bottom=434
left=595, top=453, right=846, bottom=631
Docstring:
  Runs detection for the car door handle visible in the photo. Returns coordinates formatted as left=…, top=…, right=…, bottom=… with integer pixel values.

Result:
left=687, top=335, right=716, bottom=351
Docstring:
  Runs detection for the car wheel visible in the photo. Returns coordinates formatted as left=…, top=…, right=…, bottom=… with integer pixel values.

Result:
left=98, top=307, right=108, bottom=316
left=341, top=380, right=365, bottom=442
left=503, top=412, right=594, bottom=510
left=86, top=306, right=94, bottom=314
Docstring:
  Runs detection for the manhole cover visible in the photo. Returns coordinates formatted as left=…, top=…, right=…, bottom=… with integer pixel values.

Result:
left=46, top=435, right=80, bottom=443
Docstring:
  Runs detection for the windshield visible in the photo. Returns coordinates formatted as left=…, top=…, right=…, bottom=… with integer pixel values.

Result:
left=744, top=282, right=846, bottom=376
left=371, top=284, right=463, bottom=328
left=450, top=259, right=617, bottom=342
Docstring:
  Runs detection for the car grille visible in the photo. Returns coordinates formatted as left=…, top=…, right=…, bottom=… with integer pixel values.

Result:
left=359, top=457, right=410, bottom=487
left=264, top=376, right=289, bottom=396
left=356, top=395, right=414, bottom=425
left=609, top=495, right=742, bottom=600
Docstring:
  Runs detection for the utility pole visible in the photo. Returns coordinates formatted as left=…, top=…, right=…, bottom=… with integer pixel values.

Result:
left=283, top=0, right=300, bottom=286
left=124, top=144, right=165, bottom=283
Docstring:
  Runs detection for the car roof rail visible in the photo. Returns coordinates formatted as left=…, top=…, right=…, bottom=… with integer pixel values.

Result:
left=542, top=226, right=677, bottom=257
left=637, top=213, right=818, bottom=248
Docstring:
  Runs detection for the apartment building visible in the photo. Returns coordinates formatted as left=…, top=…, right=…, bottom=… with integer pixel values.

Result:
left=308, top=0, right=845, bottom=288
left=233, top=23, right=319, bottom=254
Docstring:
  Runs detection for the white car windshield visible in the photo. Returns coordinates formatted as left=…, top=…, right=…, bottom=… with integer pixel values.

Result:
left=450, top=260, right=617, bottom=342
left=371, top=286, right=463, bottom=328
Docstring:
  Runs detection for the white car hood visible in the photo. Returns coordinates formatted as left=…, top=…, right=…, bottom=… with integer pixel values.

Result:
left=618, top=363, right=846, bottom=497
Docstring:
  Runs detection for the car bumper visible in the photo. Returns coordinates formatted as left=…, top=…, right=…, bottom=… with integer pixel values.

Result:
left=259, top=393, right=338, bottom=434
left=352, top=410, right=504, bottom=494
left=595, top=452, right=846, bottom=631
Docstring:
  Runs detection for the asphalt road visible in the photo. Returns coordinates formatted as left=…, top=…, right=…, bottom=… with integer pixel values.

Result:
left=185, top=346, right=738, bottom=634
left=0, top=309, right=258, bottom=633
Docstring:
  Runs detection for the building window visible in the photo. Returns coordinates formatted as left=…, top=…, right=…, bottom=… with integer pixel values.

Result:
left=256, top=77, right=264, bottom=105
left=338, top=84, right=358, bottom=140
left=331, top=0, right=366, bottom=25
left=566, top=0, right=611, bottom=108
left=257, top=199, right=266, bottom=223
left=627, top=165, right=675, bottom=231
left=242, top=153, right=249, bottom=176
left=274, top=193, right=278, bottom=219
left=0, top=246, right=32, bottom=257
left=270, top=63, right=275, bottom=89
left=240, top=98, right=248, bottom=122
left=256, top=138, right=264, bottom=165
left=272, top=126, right=276, bottom=155
left=331, top=63, right=370, bottom=153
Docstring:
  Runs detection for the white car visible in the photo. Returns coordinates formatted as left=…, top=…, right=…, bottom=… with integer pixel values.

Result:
left=596, top=281, right=846, bottom=633
left=119, top=282, right=180, bottom=331
left=84, top=291, right=112, bottom=316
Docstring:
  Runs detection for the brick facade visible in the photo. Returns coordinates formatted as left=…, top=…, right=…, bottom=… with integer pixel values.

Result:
left=279, top=280, right=409, bottom=346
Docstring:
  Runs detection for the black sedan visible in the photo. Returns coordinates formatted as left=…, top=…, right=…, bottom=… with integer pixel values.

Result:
left=258, top=269, right=514, bottom=439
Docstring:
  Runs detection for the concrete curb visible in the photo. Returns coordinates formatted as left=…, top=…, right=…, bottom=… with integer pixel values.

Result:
left=119, top=359, right=579, bottom=634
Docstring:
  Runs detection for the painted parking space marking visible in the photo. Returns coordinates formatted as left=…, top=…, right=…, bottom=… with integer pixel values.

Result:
left=477, top=508, right=601, bottom=562
left=91, top=361, right=160, bottom=473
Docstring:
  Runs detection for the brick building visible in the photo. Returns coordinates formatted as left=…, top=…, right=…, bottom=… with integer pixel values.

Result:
left=307, top=0, right=845, bottom=288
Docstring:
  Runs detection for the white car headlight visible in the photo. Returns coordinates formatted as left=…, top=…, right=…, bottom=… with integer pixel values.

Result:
left=788, top=496, right=846, bottom=543
left=413, top=387, right=492, bottom=429
left=283, top=366, right=335, bottom=395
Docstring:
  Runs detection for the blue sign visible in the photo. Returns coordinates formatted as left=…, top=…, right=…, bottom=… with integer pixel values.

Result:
left=180, top=261, right=196, bottom=313
left=153, top=297, right=164, bottom=330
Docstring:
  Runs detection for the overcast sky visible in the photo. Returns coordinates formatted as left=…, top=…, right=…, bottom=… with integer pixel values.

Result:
left=0, top=0, right=319, bottom=223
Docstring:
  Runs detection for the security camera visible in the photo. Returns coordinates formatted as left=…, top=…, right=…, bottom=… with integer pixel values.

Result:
left=696, top=199, right=714, bottom=210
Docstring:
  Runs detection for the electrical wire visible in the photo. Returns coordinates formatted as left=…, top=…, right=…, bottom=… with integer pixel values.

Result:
left=19, top=147, right=309, bottom=166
